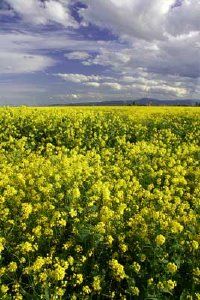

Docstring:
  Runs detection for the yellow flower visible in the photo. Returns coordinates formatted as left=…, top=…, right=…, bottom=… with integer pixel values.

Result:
left=0, top=237, right=5, bottom=253
left=0, top=267, right=6, bottom=276
left=72, top=187, right=81, bottom=199
left=191, top=240, right=199, bottom=250
left=1, top=284, right=9, bottom=294
left=157, top=281, right=164, bottom=290
left=130, top=287, right=140, bottom=296
left=68, top=256, right=74, bottom=265
left=58, top=219, right=67, bottom=227
left=106, top=235, right=114, bottom=245
left=133, top=262, right=141, bottom=273
left=167, top=262, right=177, bottom=273
left=39, top=272, right=48, bottom=282
left=195, top=293, right=200, bottom=300
left=170, top=221, right=183, bottom=233
left=148, top=278, right=154, bottom=285
left=166, top=279, right=177, bottom=291
left=32, top=225, right=42, bottom=237
left=14, top=294, right=23, bottom=300
left=69, top=208, right=77, bottom=218
left=120, top=243, right=128, bottom=253
left=20, top=241, right=34, bottom=253
left=56, top=287, right=65, bottom=297
left=92, top=276, right=101, bottom=291
left=75, top=245, right=83, bottom=253
left=51, top=265, right=66, bottom=281
left=109, top=259, right=126, bottom=280
left=32, top=257, right=45, bottom=271
left=95, top=222, right=106, bottom=234
left=21, top=202, right=33, bottom=219
left=8, top=262, right=17, bottom=272
left=63, top=241, right=73, bottom=250
left=155, top=234, right=166, bottom=246
left=75, top=274, right=83, bottom=285
left=140, top=254, right=146, bottom=262
left=83, top=285, right=91, bottom=294
left=44, top=228, right=53, bottom=236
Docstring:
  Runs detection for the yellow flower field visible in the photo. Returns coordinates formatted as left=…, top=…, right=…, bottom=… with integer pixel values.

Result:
left=0, top=106, right=199, bottom=299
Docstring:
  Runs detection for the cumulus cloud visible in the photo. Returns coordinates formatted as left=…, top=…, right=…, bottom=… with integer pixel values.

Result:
left=142, top=84, right=187, bottom=97
left=1, top=0, right=199, bottom=102
left=85, top=31, right=200, bottom=79
left=56, top=73, right=102, bottom=83
left=56, top=73, right=124, bottom=90
left=80, top=0, right=175, bottom=41
left=0, top=30, right=97, bottom=74
left=55, top=67, right=198, bottom=98
left=122, top=72, right=196, bottom=98
left=5, top=0, right=78, bottom=27
left=85, top=81, right=122, bottom=90
left=80, top=0, right=200, bottom=41
left=84, top=49, right=131, bottom=67
left=102, top=82, right=122, bottom=90
left=85, top=82, right=100, bottom=87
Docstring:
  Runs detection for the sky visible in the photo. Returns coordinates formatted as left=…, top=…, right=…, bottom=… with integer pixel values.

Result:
left=0, top=0, right=199, bottom=105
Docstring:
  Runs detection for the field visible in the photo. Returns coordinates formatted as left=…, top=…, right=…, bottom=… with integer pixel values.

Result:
left=0, top=106, right=199, bottom=299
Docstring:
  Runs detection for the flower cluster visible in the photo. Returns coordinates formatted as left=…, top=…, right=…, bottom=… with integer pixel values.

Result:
left=0, top=106, right=199, bottom=299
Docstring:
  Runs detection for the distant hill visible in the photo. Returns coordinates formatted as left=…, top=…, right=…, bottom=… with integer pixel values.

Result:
left=63, top=98, right=200, bottom=106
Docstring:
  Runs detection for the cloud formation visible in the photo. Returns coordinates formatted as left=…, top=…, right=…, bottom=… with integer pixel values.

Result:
left=0, top=52, right=54, bottom=74
left=5, top=0, right=77, bottom=27
left=65, top=51, right=91, bottom=60
left=81, top=0, right=200, bottom=41
left=80, top=0, right=175, bottom=41
left=56, top=73, right=102, bottom=83
left=0, top=0, right=199, bottom=103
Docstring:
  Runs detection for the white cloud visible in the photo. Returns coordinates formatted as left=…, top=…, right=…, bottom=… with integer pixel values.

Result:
left=1, top=0, right=199, bottom=102
left=5, top=0, right=78, bottom=27
left=102, top=82, right=122, bottom=90
left=55, top=68, right=198, bottom=99
left=167, top=0, right=200, bottom=36
left=0, top=30, right=118, bottom=74
left=65, top=51, right=91, bottom=60
left=0, top=31, right=110, bottom=53
left=71, top=94, right=78, bottom=99
left=0, top=52, right=54, bottom=74
left=85, top=82, right=100, bottom=87
left=80, top=0, right=175, bottom=41
left=81, top=0, right=200, bottom=41
left=142, top=84, right=187, bottom=97
left=56, top=73, right=102, bottom=83
left=85, top=31, right=200, bottom=79
left=84, top=48, right=131, bottom=67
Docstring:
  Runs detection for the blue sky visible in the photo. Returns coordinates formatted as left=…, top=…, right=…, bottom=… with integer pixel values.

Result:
left=0, top=0, right=199, bottom=105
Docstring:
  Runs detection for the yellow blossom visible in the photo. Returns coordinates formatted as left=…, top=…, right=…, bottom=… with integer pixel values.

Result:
left=92, top=276, right=101, bottom=291
left=109, top=259, right=126, bottom=280
left=167, top=262, right=178, bottom=273
left=8, top=262, right=17, bottom=272
left=1, top=284, right=9, bottom=294
left=155, top=234, right=166, bottom=246
left=191, top=240, right=199, bottom=250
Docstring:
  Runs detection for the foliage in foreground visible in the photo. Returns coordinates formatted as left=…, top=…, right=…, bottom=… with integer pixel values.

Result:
left=0, top=107, right=199, bottom=299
